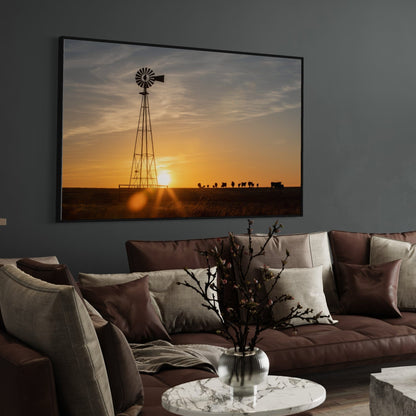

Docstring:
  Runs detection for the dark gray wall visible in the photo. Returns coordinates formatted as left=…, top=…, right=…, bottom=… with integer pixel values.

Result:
left=1, top=0, right=416, bottom=274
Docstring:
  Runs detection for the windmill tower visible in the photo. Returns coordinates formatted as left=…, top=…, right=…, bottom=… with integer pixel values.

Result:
left=128, top=68, right=165, bottom=188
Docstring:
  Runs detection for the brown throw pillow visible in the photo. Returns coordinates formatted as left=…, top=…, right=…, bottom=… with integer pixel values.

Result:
left=91, top=314, right=143, bottom=415
left=80, top=277, right=171, bottom=343
left=16, top=258, right=82, bottom=297
left=328, top=230, right=416, bottom=285
left=337, top=260, right=402, bottom=318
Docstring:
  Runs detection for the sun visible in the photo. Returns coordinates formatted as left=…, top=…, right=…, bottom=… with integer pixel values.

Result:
left=158, top=171, right=171, bottom=187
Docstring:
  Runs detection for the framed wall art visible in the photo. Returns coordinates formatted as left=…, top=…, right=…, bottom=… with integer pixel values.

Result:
left=57, top=36, right=303, bottom=221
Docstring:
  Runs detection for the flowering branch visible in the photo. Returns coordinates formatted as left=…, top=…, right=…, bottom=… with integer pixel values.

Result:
left=179, top=219, right=323, bottom=354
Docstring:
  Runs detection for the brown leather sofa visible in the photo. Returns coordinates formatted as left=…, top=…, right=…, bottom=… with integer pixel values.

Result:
left=2, top=230, right=416, bottom=416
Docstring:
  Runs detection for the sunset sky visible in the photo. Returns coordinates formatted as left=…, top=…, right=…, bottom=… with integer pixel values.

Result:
left=61, top=38, right=302, bottom=188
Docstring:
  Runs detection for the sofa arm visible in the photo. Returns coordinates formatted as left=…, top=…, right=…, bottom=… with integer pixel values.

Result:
left=0, top=329, right=60, bottom=416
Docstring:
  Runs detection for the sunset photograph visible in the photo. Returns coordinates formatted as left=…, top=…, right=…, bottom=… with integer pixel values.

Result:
left=58, top=37, right=303, bottom=220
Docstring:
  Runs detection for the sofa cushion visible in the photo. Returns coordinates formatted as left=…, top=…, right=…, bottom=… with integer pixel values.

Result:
left=328, top=231, right=371, bottom=267
left=14, top=260, right=143, bottom=415
left=337, top=260, right=402, bottom=318
left=170, top=313, right=416, bottom=375
left=80, top=277, right=171, bottom=343
left=79, top=271, right=161, bottom=317
left=234, top=232, right=340, bottom=313
left=265, top=266, right=337, bottom=326
left=0, top=265, right=114, bottom=416
left=79, top=272, right=145, bottom=287
left=370, top=236, right=416, bottom=311
left=0, top=256, right=59, bottom=265
left=125, top=237, right=235, bottom=314
left=328, top=229, right=416, bottom=271
left=16, top=258, right=82, bottom=297
left=79, top=269, right=222, bottom=334
left=91, top=314, right=144, bottom=415
left=126, top=237, right=229, bottom=272
left=0, top=257, right=60, bottom=331
left=0, top=330, right=60, bottom=416
left=146, top=267, right=222, bottom=334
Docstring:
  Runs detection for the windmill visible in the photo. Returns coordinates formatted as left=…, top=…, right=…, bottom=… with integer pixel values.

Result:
left=127, top=67, right=165, bottom=188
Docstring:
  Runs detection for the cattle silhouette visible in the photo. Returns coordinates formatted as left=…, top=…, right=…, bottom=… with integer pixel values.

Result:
left=271, top=181, right=284, bottom=189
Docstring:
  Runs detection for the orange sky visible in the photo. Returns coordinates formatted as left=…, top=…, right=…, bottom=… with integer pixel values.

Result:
left=61, top=39, right=302, bottom=189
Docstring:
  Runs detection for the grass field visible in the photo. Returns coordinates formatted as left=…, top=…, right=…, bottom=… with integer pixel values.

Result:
left=61, top=187, right=302, bottom=220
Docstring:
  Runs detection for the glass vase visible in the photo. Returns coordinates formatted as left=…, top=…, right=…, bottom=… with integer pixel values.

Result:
left=218, top=347, right=269, bottom=397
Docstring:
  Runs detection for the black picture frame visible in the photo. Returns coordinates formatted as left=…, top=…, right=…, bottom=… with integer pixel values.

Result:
left=57, top=36, right=303, bottom=221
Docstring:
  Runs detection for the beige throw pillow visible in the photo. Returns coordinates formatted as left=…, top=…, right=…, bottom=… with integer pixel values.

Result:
left=0, top=265, right=114, bottom=416
left=147, top=267, right=221, bottom=334
left=234, top=232, right=340, bottom=313
left=264, top=266, right=337, bottom=327
left=370, top=236, right=416, bottom=310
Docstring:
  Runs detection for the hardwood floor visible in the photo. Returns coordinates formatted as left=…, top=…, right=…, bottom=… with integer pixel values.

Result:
left=293, top=365, right=379, bottom=416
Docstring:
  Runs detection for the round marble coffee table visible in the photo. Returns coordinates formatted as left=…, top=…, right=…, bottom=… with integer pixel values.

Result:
left=162, top=375, right=326, bottom=415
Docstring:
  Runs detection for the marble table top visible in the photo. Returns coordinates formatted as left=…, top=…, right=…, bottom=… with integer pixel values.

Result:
left=162, top=375, right=326, bottom=416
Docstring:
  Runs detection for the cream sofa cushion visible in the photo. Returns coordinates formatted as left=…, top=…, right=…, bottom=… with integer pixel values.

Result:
left=235, top=232, right=340, bottom=312
left=370, top=236, right=416, bottom=310
left=0, top=265, right=114, bottom=416
left=146, top=267, right=221, bottom=334
left=265, top=266, right=337, bottom=327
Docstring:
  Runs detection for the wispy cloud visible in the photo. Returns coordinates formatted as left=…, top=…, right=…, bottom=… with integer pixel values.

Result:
left=62, top=39, right=301, bottom=141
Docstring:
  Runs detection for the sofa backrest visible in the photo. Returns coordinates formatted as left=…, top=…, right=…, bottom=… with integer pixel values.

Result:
left=328, top=230, right=416, bottom=282
left=126, top=232, right=340, bottom=313
left=0, top=257, right=59, bottom=329
left=329, top=230, right=416, bottom=265
left=126, top=237, right=229, bottom=271
left=0, top=256, right=59, bottom=265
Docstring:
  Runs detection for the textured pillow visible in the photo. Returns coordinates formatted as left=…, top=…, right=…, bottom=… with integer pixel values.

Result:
left=91, top=314, right=143, bottom=415
left=337, top=260, right=402, bottom=318
left=0, top=265, right=114, bottom=416
left=234, top=232, right=340, bottom=313
left=24, top=261, right=145, bottom=415
left=370, top=236, right=416, bottom=310
left=80, top=277, right=171, bottom=343
left=264, top=266, right=337, bottom=327
left=80, top=268, right=223, bottom=334
left=0, top=256, right=59, bottom=265
left=16, top=258, right=82, bottom=297
left=146, top=267, right=222, bottom=334
left=79, top=272, right=146, bottom=287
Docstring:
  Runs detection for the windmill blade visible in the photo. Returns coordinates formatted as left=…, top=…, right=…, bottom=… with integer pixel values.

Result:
left=135, top=68, right=164, bottom=89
